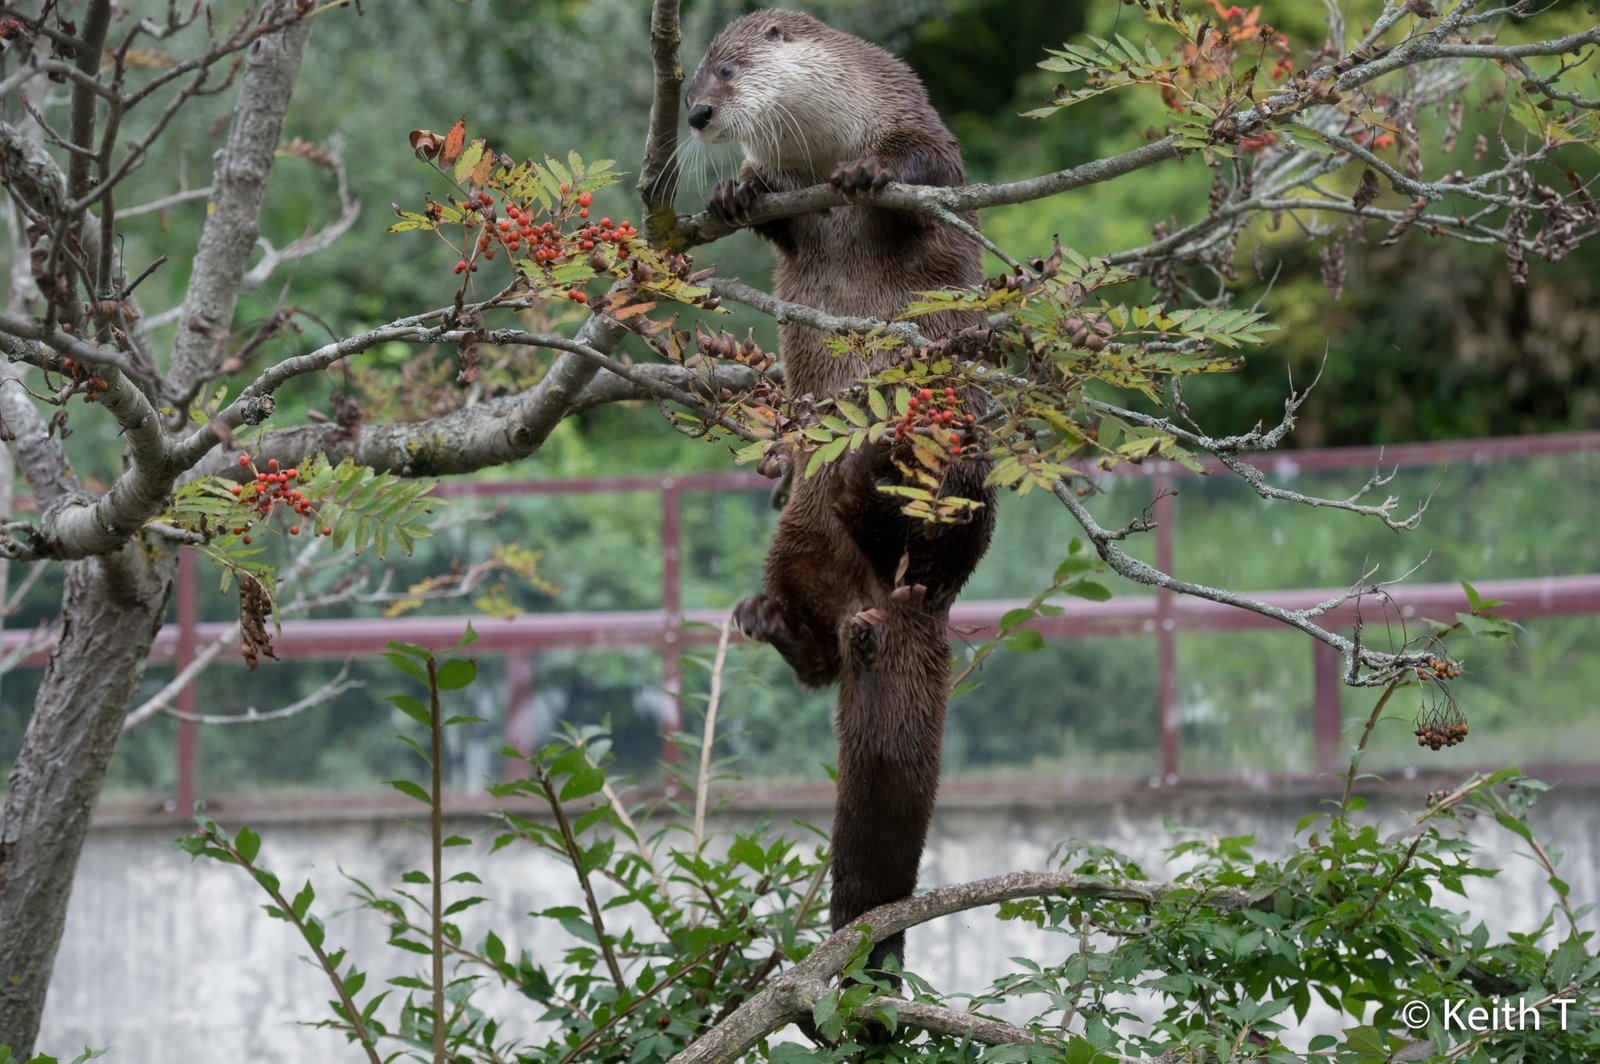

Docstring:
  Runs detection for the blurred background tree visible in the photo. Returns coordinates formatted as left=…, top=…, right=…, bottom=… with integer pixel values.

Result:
left=5, top=0, right=1597, bottom=798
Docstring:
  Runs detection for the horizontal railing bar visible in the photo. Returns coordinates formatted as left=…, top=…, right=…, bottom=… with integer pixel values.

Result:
left=422, top=429, right=1600, bottom=498
left=89, top=759, right=1600, bottom=826
left=6, top=573, right=1597, bottom=666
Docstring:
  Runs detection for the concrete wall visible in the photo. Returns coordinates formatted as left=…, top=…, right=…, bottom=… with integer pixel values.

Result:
left=35, top=782, right=1600, bottom=1062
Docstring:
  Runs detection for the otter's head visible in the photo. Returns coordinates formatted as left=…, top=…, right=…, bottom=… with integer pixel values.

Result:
left=685, top=9, right=883, bottom=175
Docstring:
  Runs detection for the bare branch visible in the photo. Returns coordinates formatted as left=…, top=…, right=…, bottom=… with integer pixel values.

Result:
left=859, top=999, right=1086, bottom=1054
left=1050, top=480, right=1431, bottom=685
left=638, top=0, right=685, bottom=223
left=709, top=276, right=927, bottom=347
left=116, top=184, right=214, bottom=219
left=158, top=663, right=361, bottom=725
left=1081, top=396, right=1429, bottom=532
left=238, top=139, right=361, bottom=290
left=168, top=1, right=316, bottom=402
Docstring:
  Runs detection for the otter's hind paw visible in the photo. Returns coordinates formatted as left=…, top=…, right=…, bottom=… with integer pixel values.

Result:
left=846, top=606, right=888, bottom=660
left=830, top=156, right=896, bottom=197
left=850, top=607, right=887, bottom=630
left=733, top=593, right=786, bottom=644
left=889, top=582, right=928, bottom=609
left=708, top=178, right=762, bottom=226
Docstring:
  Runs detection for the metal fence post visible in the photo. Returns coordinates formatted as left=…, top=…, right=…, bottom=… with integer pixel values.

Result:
left=504, top=652, right=536, bottom=779
left=176, top=548, right=199, bottom=810
left=1153, top=468, right=1179, bottom=784
left=1312, top=641, right=1343, bottom=774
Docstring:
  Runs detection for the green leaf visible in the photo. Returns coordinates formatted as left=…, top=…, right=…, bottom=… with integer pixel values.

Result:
left=437, top=658, right=478, bottom=691
left=387, top=694, right=431, bottom=727
left=383, top=651, right=430, bottom=686
left=388, top=779, right=432, bottom=804
left=1004, top=629, right=1045, bottom=653
left=291, top=880, right=314, bottom=920
left=235, top=825, right=261, bottom=864
left=729, top=835, right=767, bottom=871
left=559, top=765, right=605, bottom=801
left=451, top=624, right=480, bottom=652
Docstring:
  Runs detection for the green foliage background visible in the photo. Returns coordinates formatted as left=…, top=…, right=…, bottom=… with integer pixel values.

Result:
left=2, top=0, right=1598, bottom=800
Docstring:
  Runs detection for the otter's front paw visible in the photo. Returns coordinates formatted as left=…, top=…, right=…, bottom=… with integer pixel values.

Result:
left=708, top=178, right=762, bottom=225
left=829, top=156, right=896, bottom=197
left=733, top=593, right=788, bottom=645
left=757, top=441, right=794, bottom=482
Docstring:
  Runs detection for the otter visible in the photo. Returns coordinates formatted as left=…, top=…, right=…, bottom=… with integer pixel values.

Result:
left=687, top=10, right=995, bottom=975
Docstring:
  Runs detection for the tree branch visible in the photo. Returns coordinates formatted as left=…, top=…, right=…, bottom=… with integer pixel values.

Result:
left=637, top=0, right=685, bottom=226
left=667, top=870, right=1251, bottom=1064
left=168, top=0, right=315, bottom=402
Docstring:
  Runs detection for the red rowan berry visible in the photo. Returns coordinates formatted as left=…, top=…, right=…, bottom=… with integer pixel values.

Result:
left=289, top=526, right=300, bottom=535
left=231, top=485, right=243, bottom=496
left=569, top=290, right=588, bottom=303
left=578, top=208, right=589, bottom=219
left=237, top=454, right=250, bottom=467
left=577, top=192, right=593, bottom=207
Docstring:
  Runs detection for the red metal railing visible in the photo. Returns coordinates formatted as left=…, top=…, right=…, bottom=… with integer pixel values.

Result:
left=5, top=431, right=1600, bottom=808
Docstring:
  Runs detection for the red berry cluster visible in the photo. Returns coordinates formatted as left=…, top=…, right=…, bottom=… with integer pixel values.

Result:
left=893, top=387, right=978, bottom=455
left=445, top=186, right=638, bottom=304
left=228, top=455, right=331, bottom=544
left=1415, top=717, right=1469, bottom=750
left=1416, top=656, right=1463, bottom=682
left=1345, top=127, right=1397, bottom=151
left=49, top=355, right=111, bottom=401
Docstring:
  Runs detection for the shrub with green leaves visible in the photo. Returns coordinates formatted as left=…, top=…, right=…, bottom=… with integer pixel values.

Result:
left=141, top=623, right=1598, bottom=1064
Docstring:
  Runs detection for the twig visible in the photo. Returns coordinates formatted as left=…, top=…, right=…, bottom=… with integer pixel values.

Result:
left=536, top=761, right=627, bottom=990
left=692, top=618, right=733, bottom=854
left=424, top=655, right=446, bottom=1064
left=154, top=664, right=360, bottom=724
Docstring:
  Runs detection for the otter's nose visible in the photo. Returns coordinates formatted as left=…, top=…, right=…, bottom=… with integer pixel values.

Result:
left=688, top=104, right=714, bottom=131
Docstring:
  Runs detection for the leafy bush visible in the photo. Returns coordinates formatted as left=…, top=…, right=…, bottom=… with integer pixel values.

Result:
left=126, top=623, right=1598, bottom=1063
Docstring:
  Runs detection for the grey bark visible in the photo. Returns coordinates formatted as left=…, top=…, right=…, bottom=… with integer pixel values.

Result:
left=169, top=10, right=315, bottom=399
left=0, top=5, right=313, bottom=1053
left=0, top=546, right=175, bottom=1053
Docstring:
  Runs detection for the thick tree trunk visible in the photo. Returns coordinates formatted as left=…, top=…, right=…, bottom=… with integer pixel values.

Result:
left=0, top=545, right=174, bottom=1054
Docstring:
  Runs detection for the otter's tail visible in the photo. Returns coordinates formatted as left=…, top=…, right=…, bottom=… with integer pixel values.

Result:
left=829, top=603, right=951, bottom=976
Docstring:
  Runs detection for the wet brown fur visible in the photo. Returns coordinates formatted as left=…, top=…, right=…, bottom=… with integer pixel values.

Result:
left=688, top=10, right=995, bottom=974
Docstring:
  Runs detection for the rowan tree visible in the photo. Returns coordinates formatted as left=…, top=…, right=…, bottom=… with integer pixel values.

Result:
left=1, top=0, right=1597, bottom=1056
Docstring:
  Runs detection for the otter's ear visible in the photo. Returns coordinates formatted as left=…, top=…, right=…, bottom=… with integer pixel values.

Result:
left=764, top=23, right=791, bottom=42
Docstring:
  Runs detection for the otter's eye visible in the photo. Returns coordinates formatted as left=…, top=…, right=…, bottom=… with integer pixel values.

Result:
left=717, top=62, right=734, bottom=80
